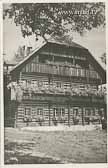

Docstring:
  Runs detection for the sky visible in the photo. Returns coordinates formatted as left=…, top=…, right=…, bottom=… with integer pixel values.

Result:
left=3, top=15, right=106, bottom=66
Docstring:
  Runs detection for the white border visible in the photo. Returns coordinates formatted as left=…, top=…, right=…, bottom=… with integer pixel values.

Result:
left=0, top=1, right=4, bottom=167
left=0, top=0, right=107, bottom=4
left=0, top=0, right=108, bottom=168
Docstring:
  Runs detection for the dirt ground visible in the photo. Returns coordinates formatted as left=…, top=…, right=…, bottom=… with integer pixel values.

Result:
left=4, top=128, right=107, bottom=164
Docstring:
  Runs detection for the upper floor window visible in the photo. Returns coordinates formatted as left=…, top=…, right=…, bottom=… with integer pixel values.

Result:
left=56, top=82, right=62, bottom=88
left=85, top=109, right=91, bottom=116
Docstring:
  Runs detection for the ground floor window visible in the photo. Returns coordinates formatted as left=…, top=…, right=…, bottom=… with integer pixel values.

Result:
left=99, top=108, right=104, bottom=116
left=53, top=107, right=65, bottom=117
left=24, top=107, right=44, bottom=117
left=73, top=108, right=79, bottom=116
left=37, top=108, right=43, bottom=116
left=22, top=105, right=105, bottom=126
left=52, top=107, right=66, bottom=125
left=25, top=107, right=31, bottom=117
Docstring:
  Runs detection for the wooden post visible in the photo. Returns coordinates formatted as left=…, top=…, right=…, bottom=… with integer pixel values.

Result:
left=48, top=102, right=51, bottom=126
left=36, top=55, right=39, bottom=63
left=104, top=105, right=107, bottom=119
left=19, top=72, right=22, bottom=81
left=10, top=101, right=12, bottom=127
left=52, top=55, right=54, bottom=62
left=73, top=56, right=75, bottom=66
left=68, top=104, right=70, bottom=127
left=82, top=107, right=84, bottom=126
left=14, top=102, right=18, bottom=128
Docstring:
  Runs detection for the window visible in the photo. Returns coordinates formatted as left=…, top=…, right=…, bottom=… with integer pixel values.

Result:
left=32, top=107, right=36, bottom=116
left=56, top=82, right=62, bottom=88
left=53, top=108, right=58, bottom=117
left=25, top=107, right=31, bottom=116
left=94, top=108, right=98, bottom=116
left=73, top=108, right=78, bottom=116
left=88, top=109, right=91, bottom=116
left=61, top=108, right=65, bottom=116
left=64, top=83, right=70, bottom=89
left=100, top=108, right=104, bottom=116
left=53, top=108, right=65, bottom=117
left=90, top=109, right=94, bottom=116
left=37, top=108, right=43, bottom=116
left=85, top=109, right=91, bottom=116
left=93, top=110, right=95, bottom=116
left=38, top=81, right=43, bottom=87
left=80, top=84, right=85, bottom=90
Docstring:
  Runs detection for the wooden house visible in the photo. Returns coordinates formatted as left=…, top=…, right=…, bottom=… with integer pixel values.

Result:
left=4, top=37, right=106, bottom=127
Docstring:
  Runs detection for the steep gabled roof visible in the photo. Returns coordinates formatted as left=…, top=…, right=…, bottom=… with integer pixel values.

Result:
left=10, top=36, right=106, bottom=80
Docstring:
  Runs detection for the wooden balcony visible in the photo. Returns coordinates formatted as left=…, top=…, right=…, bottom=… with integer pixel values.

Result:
left=22, top=63, right=101, bottom=80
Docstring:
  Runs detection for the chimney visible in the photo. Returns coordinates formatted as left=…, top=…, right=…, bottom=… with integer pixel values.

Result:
left=26, top=46, right=32, bottom=56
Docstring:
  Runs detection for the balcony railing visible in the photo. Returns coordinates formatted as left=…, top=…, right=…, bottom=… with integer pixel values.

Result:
left=22, top=63, right=101, bottom=80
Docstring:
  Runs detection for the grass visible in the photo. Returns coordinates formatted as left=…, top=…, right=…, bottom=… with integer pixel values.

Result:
left=4, top=128, right=107, bottom=164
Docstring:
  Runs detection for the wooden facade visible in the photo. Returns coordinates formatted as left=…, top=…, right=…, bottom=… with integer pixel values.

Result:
left=4, top=39, right=106, bottom=127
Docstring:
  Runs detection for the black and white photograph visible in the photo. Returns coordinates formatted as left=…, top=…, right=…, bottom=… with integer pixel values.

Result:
left=2, top=1, right=107, bottom=165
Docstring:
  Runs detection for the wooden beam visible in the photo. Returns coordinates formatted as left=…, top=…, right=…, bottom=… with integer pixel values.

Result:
left=73, top=56, right=75, bottom=66
left=14, top=102, right=19, bottom=128
left=19, top=71, right=22, bottom=81
left=104, top=105, right=107, bottom=119
left=68, top=104, right=70, bottom=127
left=81, top=107, right=84, bottom=126
left=52, top=55, right=54, bottom=62
left=48, top=102, right=51, bottom=126
left=36, top=55, right=39, bottom=63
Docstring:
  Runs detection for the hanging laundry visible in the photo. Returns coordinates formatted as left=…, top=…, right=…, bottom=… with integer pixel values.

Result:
left=7, top=82, right=17, bottom=100
left=16, top=84, right=23, bottom=102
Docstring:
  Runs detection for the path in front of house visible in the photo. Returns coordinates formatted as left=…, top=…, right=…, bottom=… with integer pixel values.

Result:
left=4, top=127, right=107, bottom=164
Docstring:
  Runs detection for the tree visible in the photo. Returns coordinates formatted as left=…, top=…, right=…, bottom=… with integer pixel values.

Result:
left=15, top=45, right=33, bottom=62
left=100, top=53, right=106, bottom=64
left=3, top=3, right=105, bottom=40
left=14, top=46, right=25, bottom=62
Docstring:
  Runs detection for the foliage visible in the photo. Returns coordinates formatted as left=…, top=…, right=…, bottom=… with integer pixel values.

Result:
left=15, top=46, right=25, bottom=62
left=100, top=53, right=106, bottom=64
left=3, top=3, right=105, bottom=39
